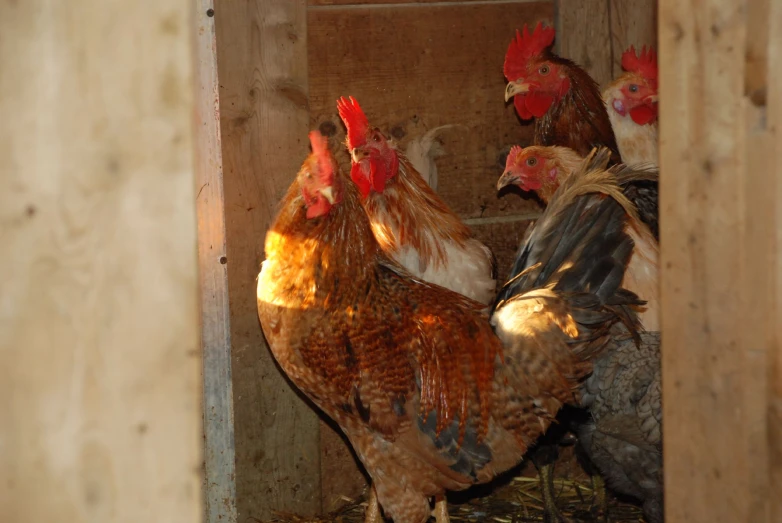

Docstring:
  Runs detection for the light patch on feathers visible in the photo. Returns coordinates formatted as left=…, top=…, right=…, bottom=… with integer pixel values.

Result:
left=623, top=221, right=660, bottom=330
left=491, top=290, right=579, bottom=343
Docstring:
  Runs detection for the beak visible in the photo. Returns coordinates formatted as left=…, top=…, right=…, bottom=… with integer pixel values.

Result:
left=318, top=186, right=336, bottom=205
left=504, top=81, right=530, bottom=102
left=645, top=94, right=659, bottom=103
left=350, top=148, right=368, bottom=163
left=497, top=171, right=521, bottom=191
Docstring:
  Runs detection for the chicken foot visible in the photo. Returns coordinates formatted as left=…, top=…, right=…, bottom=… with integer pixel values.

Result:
left=432, top=495, right=450, bottom=523
left=364, top=485, right=383, bottom=523
left=539, top=464, right=573, bottom=523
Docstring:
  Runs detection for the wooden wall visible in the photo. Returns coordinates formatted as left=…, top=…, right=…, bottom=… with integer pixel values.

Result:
left=0, top=1, right=202, bottom=522
left=659, top=0, right=781, bottom=522
left=214, top=0, right=657, bottom=520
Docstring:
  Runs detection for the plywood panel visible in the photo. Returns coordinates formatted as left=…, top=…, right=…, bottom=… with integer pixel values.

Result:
left=608, top=0, right=658, bottom=79
left=659, top=0, right=778, bottom=521
left=0, top=1, right=201, bottom=522
left=308, top=1, right=553, bottom=220
left=214, top=0, right=322, bottom=520
left=555, top=0, right=612, bottom=87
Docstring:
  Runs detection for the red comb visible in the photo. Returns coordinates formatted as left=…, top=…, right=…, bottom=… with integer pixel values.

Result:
left=308, top=130, right=334, bottom=181
left=337, top=96, right=370, bottom=149
left=621, top=45, right=658, bottom=82
left=503, top=22, right=556, bottom=80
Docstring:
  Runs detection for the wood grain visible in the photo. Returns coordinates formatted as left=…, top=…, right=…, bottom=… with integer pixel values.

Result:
left=608, top=0, right=658, bottom=78
left=215, top=0, right=322, bottom=520
left=555, top=0, right=612, bottom=87
left=308, top=1, right=552, bottom=220
left=0, top=1, right=201, bottom=522
left=194, top=1, right=238, bottom=522
left=659, top=0, right=779, bottom=521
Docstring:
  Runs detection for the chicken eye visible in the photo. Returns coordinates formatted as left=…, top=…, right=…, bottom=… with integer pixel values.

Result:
left=526, top=157, right=537, bottom=167
left=538, top=65, right=550, bottom=75
left=629, top=84, right=639, bottom=93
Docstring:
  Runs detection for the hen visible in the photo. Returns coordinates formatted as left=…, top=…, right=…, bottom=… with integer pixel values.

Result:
left=258, top=132, right=643, bottom=523
left=498, top=145, right=659, bottom=330
left=337, top=96, right=496, bottom=305
left=602, top=46, right=659, bottom=166
left=503, top=22, right=620, bottom=163
left=578, top=331, right=663, bottom=523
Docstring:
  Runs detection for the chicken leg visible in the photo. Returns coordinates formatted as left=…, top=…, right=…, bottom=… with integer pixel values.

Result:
left=539, top=463, right=573, bottom=523
left=364, top=485, right=383, bottom=523
left=432, top=495, right=450, bottom=523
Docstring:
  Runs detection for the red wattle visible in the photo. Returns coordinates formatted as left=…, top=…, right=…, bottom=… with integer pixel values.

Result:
left=350, top=163, right=371, bottom=199
left=629, top=104, right=657, bottom=125
left=526, top=92, right=555, bottom=118
left=514, top=95, right=533, bottom=120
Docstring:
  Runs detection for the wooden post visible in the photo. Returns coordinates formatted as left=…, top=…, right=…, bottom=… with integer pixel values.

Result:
left=660, top=0, right=780, bottom=521
left=0, top=1, right=202, bottom=522
left=194, top=1, right=237, bottom=522
left=214, top=1, right=322, bottom=520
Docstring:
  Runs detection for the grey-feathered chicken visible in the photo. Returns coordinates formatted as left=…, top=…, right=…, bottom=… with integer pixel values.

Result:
left=578, top=330, right=663, bottom=523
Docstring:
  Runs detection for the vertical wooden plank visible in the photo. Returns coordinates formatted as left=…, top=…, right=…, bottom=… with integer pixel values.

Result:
left=194, top=1, right=237, bottom=522
left=214, top=1, right=321, bottom=520
left=659, top=1, right=777, bottom=522
left=0, top=1, right=202, bottom=522
left=608, top=0, right=658, bottom=78
left=768, top=2, right=782, bottom=521
left=555, top=0, right=612, bottom=87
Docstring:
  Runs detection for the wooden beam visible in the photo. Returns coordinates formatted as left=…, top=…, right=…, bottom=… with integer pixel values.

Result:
left=554, top=0, right=612, bottom=87
left=0, top=1, right=202, bottom=522
left=214, top=1, right=322, bottom=520
left=660, top=0, right=778, bottom=521
left=194, top=1, right=237, bottom=522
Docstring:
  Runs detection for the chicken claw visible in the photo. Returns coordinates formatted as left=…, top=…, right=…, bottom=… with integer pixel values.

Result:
left=364, top=485, right=383, bottom=523
left=432, top=495, right=450, bottom=523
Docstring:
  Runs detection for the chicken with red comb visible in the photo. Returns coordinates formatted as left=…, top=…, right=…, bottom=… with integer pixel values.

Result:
left=503, top=22, right=621, bottom=163
left=337, top=95, right=496, bottom=305
left=602, top=45, right=659, bottom=166
left=258, top=135, right=645, bottom=523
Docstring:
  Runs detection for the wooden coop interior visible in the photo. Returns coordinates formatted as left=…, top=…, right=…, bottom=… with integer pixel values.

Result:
left=193, top=0, right=782, bottom=522
left=6, top=0, right=782, bottom=522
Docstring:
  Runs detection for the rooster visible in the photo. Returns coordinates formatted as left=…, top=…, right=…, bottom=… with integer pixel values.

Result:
left=258, top=132, right=644, bottom=523
left=503, top=22, right=620, bottom=163
left=602, top=46, right=659, bottom=166
left=498, top=144, right=659, bottom=330
left=496, top=148, right=659, bottom=522
left=337, top=96, right=496, bottom=305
